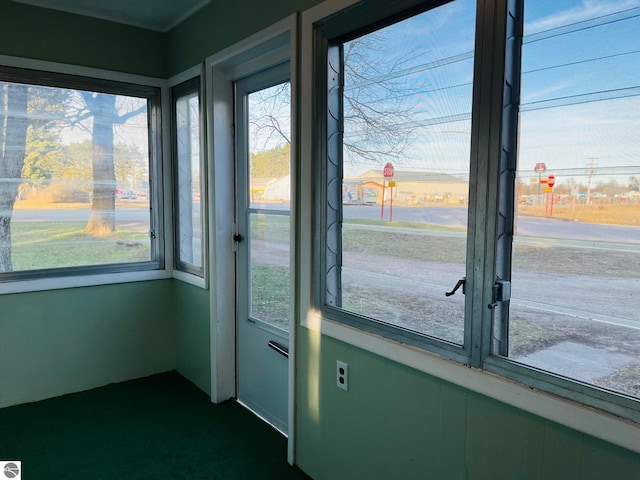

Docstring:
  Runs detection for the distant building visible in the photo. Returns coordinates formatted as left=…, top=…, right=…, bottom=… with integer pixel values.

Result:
left=264, top=175, right=291, bottom=201
left=343, top=169, right=468, bottom=205
left=250, top=175, right=291, bottom=202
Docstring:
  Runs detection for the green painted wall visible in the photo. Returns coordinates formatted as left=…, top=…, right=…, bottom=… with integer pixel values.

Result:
left=0, top=0, right=165, bottom=77
left=174, top=280, right=211, bottom=395
left=296, top=328, right=640, bottom=480
left=165, top=0, right=322, bottom=77
left=0, top=280, right=176, bottom=407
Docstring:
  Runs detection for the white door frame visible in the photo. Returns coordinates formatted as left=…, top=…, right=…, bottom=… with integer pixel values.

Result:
left=205, top=14, right=298, bottom=464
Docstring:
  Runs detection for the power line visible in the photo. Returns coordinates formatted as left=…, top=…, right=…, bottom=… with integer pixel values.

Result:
left=344, top=84, right=640, bottom=135
left=522, top=50, right=640, bottom=75
left=344, top=51, right=473, bottom=91
left=525, top=7, right=640, bottom=44
left=520, top=86, right=640, bottom=112
left=338, top=8, right=640, bottom=135
left=341, top=9, right=639, bottom=91
left=353, top=47, right=640, bottom=109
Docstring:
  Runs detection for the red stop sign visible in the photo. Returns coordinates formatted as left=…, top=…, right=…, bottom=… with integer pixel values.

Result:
left=548, top=174, right=555, bottom=188
left=383, top=162, right=394, bottom=178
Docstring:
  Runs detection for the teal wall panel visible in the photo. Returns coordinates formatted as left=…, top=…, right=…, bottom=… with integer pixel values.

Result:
left=165, top=0, right=322, bottom=77
left=174, top=280, right=211, bottom=395
left=465, top=392, right=532, bottom=480
left=539, top=423, right=582, bottom=480
left=519, top=415, right=545, bottom=480
left=296, top=327, right=640, bottom=480
left=0, top=0, right=165, bottom=77
left=580, top=436, right=640, bottom=480
left=439, top=383, right=468, bottom=480
left=0, top=281, right=176, bottom=407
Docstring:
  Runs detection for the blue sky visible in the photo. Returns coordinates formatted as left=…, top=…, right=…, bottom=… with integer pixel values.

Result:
left=342, top=0, right=640, bottom=184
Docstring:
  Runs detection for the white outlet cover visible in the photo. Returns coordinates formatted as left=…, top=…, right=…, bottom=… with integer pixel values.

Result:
left=337, top=360, right=348, bottom=391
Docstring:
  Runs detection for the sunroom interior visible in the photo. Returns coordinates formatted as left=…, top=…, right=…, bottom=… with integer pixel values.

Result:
left=1, top=0, right=639, bottom=478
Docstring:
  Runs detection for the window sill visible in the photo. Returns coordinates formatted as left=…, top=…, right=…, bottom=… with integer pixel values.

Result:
left=0, top=269, right=172, bottom=295
left=172, top=269, right=207, bottom=289
left=301, top=311, right=640, bottom=454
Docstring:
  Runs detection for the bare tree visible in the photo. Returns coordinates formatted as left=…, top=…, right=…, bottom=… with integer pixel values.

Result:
left=341, top=33, right=423, bottom=165
left=248, top=33, right=423, bottom=166
left=248, top=82, right=291, bottom=149
left=68, top=93, right=146, bottom=235
left=0, top=84, right=29, bottom=271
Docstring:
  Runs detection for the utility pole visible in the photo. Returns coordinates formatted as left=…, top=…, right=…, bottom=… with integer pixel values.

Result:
left=586, top=157, right=598, bottom=205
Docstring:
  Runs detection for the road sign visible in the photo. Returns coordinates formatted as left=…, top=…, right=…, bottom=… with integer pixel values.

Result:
left=388, top=181, right=396, bottom=187
left=545, top=186, right=552, bottom=193
left=548, top=174, right=555, bottom=188
left=534, top=163, right=547, bottom=172
left=383, top=162, right=394, bottom=178
left=540, top=177, right=548, bottom=184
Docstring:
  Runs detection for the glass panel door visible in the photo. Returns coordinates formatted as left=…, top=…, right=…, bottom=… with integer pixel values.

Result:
left=235, top=65, right=291, bottom=434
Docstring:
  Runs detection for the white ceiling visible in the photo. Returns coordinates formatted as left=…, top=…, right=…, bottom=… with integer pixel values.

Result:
left=11, top=0, right=213, bottom=32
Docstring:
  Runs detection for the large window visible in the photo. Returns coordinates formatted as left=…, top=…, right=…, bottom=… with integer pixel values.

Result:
left=319, top=0, right=476, bottom=358
left=315, top=0, right=640, bottom=422
left=171, top=77, right=204, bottom=277
left=0, top=67, right=162, bottom=280
left=494, top=0, right=640, bottom=415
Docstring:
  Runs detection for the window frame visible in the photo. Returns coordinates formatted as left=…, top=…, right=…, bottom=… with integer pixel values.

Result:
left=0, top=62, right=165, bottom=287
left=170, top=75, right=206, bottom=279
left=309, top=0, right=640, bottom=426
left=313, top=0, right=481, bottom=365
left=482, top=0, right=640, bottom=423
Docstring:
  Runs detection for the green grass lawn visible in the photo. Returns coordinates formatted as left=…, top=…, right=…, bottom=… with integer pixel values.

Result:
left=10, top=222, right=150, bottom=271
left=251, top=263, right=290, bottom=331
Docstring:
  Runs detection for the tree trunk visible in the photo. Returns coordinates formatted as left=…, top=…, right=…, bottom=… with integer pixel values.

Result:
left=0, top=84, right=29, bottom=272
left=85, top=94, right=116, bottom=236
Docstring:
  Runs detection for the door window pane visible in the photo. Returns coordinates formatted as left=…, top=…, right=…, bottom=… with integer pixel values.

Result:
left=246, top=81, right=291, bottom=332
left=250, top=213, right=290, bottom=331
left=509, top=1, right=640, bottom=399
left=247, top=82, right=291, bottom=210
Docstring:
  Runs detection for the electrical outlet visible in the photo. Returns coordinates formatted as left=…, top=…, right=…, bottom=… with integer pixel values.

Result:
left=336, top=361, right=348, bottom=391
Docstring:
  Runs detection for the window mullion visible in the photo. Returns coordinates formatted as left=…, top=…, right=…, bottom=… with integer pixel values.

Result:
left=466, top=0, right=521, bottom=368
left=324, top=44, right=344, bottom=308
left=492, top=0, right=524, bottom=358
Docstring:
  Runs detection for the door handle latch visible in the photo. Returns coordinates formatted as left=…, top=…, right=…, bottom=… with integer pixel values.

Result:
left=268, top=340, right=289, bottom=359
left=488, top=279, right=511, bottom=309
left=445, top=277, right=466, bottom=297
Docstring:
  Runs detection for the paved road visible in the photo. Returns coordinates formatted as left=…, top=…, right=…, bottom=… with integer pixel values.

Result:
left=10, top=207, right=151, bottom=231
left=11, top=205, right=640, bottom=245
left=343, top=205, right=640, bottom=245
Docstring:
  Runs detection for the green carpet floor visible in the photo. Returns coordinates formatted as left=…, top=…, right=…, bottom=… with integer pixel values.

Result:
left=0, top=371, right=310, bottom=479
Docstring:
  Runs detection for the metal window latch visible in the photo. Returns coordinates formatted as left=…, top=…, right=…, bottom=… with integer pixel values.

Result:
left=445, top=277, right=466, bottom=297
left=233, top=233, right=243, bottom=243
left=488, top=279, right=511, bottom=309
